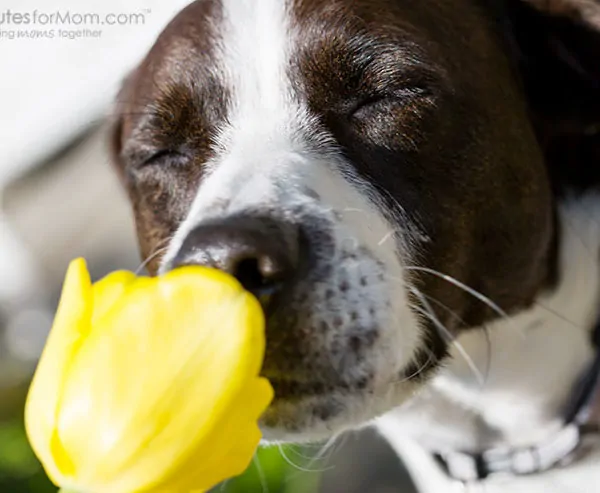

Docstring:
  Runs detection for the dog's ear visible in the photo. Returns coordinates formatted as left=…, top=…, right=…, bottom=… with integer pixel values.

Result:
left=507, top=0, right=600, bottom=189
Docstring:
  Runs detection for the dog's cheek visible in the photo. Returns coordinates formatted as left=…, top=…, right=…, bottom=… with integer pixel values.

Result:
left=127, top=166, right=201, bottom=274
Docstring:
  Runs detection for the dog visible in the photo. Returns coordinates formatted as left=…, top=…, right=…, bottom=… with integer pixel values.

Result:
left=109, top=0, right=600, bottom=491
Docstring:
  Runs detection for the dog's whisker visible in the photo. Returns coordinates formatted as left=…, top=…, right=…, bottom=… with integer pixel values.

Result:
left=288, top=433, right=348, bottom=480
left=387, top=268, right=583, bottom=339
left=418, top=292, right=493, bottom=389
left=135, top=246, right=170, bottom=275
left=393, top=344, right=437, bottom=385
left=414, top=305, right=485, bottom=388
left=409, top=285, right=486, bottom=387
left=377, top=228, right=403, bottom=246
left=404, top=265, right=524, bottom=338
left=284, top=441, right=338, bottom=476
left=383, top=273, right=492, bottom=385
left=276, top=444, right=335, bottom=474
left=526, top=299, right=587, bottom=332
left=392, top=268, right=584, bottom=342
left=308, top=432, right=346, bottom=467
left=406, top=266, right=588, bottom=340
left=253, top=454, right=269, bottom=493
left=284, top=444, right=321, bottom=462
left=134, top=237, right=174, bottom=275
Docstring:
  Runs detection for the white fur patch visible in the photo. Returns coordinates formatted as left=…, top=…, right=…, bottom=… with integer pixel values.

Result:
left=379, top=192, right=600, bottom=491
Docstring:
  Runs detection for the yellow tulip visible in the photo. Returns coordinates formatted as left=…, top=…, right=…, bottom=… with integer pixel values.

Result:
left=25, top=258, right=273, bottom=493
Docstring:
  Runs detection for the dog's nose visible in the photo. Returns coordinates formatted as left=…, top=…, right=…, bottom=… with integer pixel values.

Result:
left=170, top=216, right=298, bottom=299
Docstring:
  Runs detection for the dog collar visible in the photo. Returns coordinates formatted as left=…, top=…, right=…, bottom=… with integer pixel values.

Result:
left=433, top=321, right=600, bottom=482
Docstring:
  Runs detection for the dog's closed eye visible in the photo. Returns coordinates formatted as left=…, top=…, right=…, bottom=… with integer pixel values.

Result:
left=121, top=146, right=191, bottom=170
left=139, top=149, right=190, bottom=168
left=349, top=86, right=436, bottom=120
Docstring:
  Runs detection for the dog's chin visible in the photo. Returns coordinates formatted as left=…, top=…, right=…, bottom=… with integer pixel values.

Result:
left=258, top=378, right=422, bottom=443
left=259, top=392, right=363, bottom=443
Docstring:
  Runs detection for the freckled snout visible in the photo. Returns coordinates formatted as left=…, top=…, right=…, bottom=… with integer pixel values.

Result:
left=161, top=204, right=413, bottom=442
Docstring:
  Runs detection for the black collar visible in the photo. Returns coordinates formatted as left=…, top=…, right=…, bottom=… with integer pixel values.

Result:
left=433, top=321, right=600, bottom=482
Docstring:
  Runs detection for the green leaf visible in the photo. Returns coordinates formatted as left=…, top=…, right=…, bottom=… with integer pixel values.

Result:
left=0, top=421, right=40, bottom=477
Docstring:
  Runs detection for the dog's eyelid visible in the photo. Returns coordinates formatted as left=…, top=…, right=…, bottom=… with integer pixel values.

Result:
left=349, top=84, right=434, bottom=118
left=122, top=144, right=190, bottom=169
left=143, top=149, right=184, bottom=165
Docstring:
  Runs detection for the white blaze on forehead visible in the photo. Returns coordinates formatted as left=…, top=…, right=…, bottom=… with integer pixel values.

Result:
left=160, top=0, right=300, bottom=262
left=218, top=0, right=295, bottom=150
left=174, top=0, right=300, bottom=217
left=221, top=0, right=291, bottom=116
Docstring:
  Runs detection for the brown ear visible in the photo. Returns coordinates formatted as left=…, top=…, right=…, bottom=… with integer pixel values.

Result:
left=507, top=0, right=600, bottom=190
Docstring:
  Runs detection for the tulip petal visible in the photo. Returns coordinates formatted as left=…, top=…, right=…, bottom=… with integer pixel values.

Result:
left=91, top=270, right=137, bottom=325
left=150, top=377, right=274, bottom=493
left=55, top=266, right=272, bottom=493
left=25, top=258, right=93, bottom=485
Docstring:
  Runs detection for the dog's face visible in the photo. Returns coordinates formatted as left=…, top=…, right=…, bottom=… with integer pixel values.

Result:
left=112, top=0, right=556, bottom=441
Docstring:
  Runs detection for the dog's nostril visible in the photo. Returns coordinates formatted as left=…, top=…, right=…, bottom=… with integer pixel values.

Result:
left=234, top=258, right=263, bottom=291
left=233, top=257, right=284, bottom=296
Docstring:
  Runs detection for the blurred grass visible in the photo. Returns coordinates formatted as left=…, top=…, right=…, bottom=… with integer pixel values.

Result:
left=213, top=446, right=321, bottom=493
left=0, top=415, right=56, bottom=493
left=0, top=384, right=321, bottom=493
